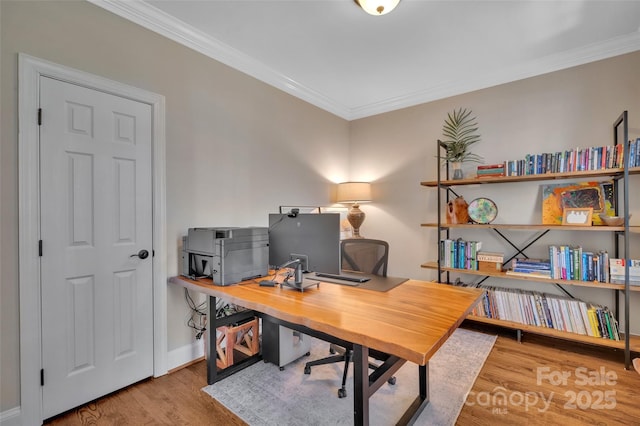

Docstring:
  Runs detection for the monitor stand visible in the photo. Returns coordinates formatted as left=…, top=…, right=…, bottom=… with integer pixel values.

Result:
left=280, top=277, right=320, bottom=292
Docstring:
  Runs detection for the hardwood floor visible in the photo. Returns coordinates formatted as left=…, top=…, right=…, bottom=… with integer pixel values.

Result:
left=44, top=360, right=244, bottom=426
left=45, top=325, right=640, bottom=425
left=458, top=323, right=640, bottom=425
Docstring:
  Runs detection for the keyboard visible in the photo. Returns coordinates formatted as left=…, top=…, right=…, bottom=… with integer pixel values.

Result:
left=314, top=272, right=370, bottom=283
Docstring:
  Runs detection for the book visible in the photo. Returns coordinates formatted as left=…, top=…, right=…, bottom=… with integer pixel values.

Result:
left=477, top=173, right=505, bottom=178
left=505, top=270, right=552, bottom=278
left=477, top=163, right=506, bottom=170
left=477, top=252, right=504, bottom=262
left=609, top=276, right=640, bottom=286
left=609, top=258, right=640, bottom=276
left=511, top=258, right=551, bottom=270
left=587, top=307, right=601, bottom=337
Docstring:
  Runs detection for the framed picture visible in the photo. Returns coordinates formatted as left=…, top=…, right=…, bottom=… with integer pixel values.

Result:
left=278, top=206, right=320, bottom=214
left=541, top=181, right=615, bottom=225
left=562, top=207, right=593, bottom=226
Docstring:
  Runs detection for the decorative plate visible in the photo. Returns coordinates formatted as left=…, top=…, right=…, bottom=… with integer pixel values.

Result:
left=467, top=198, right=498, bottom=224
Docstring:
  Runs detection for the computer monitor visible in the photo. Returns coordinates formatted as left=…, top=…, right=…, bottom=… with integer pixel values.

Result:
left=268, top=212, right=341, bottom=274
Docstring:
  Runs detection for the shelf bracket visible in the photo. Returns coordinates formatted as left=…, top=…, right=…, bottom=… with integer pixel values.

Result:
left=492, top=228, right=550, bottom=265
left=552, top=283, right=574, bottom=299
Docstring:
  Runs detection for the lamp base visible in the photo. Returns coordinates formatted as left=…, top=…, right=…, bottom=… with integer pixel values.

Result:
left=347, top=203, right=366, bottom=238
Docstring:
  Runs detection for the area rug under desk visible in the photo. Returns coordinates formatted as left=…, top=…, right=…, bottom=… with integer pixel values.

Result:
left=202, top=328, right=496, bottom=425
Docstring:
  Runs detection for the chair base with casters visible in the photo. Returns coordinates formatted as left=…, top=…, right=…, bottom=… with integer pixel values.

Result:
left=304, top=343, right=396, bottom=398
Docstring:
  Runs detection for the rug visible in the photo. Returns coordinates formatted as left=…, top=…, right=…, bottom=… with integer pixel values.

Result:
left=203, top=328, right=497, bottom=426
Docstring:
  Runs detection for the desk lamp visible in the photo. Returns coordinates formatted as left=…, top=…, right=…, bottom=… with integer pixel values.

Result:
left=337, top=182, right=372, bottom=239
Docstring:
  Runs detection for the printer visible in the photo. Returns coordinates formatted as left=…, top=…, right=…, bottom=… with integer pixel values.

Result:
left=182, top=227, right=269, bottom=286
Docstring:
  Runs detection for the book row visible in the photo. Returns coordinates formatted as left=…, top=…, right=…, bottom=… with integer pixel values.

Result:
left=440, top=238, right=639, bottom=286
left=469, top=285, right=620, bottom=340
left=439, top=239, right=482, bottom=270
left=503, top=144, right=630, bottom=177
left=510, top=249, right=640, bottom=285
left=548, top=246, right=610, bottom=282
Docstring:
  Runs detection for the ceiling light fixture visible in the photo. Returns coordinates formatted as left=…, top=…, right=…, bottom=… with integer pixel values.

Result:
left=355, top=0, right=400, bottom=16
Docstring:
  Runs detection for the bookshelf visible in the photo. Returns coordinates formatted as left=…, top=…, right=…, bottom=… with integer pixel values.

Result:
left=422, top=111, right=637, bottom=369
left=420, top=261, right=640, bottom=292
left=468, top=315, right=640, bottom=352
left=421, top=167, right=640, bottom=187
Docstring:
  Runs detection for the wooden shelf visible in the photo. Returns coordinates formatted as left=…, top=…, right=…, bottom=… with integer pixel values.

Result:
left=420, top=166, right=640, bottom=187
left=420, top=223, right=640, bottom=233
left=420, top=261, right=640, bottom=292
left=423, top=116, right=637, bottom=368
left=466, top=315, right=640, bottom=352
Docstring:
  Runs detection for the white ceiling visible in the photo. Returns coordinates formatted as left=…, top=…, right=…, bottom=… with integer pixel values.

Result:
left=90, top=0, right=640, bottom=120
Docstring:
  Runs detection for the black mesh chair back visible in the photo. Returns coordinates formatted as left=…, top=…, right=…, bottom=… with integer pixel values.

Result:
left=341, top=238, right=389, bottom=277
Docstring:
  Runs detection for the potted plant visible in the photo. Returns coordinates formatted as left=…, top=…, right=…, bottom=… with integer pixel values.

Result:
left=438, top=108, right=483, bottom=179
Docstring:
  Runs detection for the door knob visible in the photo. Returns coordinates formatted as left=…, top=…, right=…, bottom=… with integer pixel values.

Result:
left=130, top=249, right=149, bottom=260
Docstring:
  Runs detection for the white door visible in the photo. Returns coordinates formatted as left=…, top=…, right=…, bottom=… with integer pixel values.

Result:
left=39, top=76, right=154, bottom=419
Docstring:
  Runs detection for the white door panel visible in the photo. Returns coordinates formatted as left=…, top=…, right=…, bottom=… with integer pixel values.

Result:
left=40, top=77, right=153, bottom=418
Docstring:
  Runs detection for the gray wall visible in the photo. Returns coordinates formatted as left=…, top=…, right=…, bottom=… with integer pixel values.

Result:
left=2, top=0, right=639, bottom=416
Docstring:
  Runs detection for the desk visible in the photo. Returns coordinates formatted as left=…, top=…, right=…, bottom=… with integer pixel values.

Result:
left=170, top=276, right=483, bottom=425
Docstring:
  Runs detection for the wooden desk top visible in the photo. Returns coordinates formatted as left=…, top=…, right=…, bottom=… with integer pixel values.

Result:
left=170, top=276, right=484, bottom=366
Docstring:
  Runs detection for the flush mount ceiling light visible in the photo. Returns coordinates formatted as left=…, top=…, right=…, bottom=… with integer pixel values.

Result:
left=355, top=0, right=400, bottom=16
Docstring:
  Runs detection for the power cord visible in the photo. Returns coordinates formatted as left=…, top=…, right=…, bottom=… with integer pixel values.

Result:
left=184, top=288, right=207, bottom=340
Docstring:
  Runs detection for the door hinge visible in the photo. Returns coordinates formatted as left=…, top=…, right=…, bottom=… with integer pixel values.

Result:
left=39, top=240, right=43, bottom=257
left=38, top=108, right=42, bottom=126
left=40, top=369, right=44, bottom=386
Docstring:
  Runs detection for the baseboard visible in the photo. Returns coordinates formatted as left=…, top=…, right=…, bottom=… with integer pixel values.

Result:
left=167, top=338, right=205, bottom=371
left=0, top=406, right=22, bottom=426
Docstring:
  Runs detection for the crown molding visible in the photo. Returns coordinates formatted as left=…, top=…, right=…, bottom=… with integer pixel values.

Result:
left=88, top=1, right=640, bottom=121
left=349, top=31, right=640, bottom=120
left=87, top=0, right=352, bottom=119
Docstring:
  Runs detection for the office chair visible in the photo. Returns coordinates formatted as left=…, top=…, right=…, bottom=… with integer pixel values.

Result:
left=304, top=238, right=395, bottom=398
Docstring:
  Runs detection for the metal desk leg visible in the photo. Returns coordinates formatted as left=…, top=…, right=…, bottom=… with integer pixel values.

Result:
left=397, top=363, right=430, bottom=425
left=352, top=344, right=370, bottom=426
left=207, top=295, right=217, bottom=385
left=353, top=345, right=429, bottom=426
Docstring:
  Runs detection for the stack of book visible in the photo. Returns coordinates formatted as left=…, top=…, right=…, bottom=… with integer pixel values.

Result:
left=609, top=258, right=640, bottom=286
left=476, top=251, right=504, bottom=273
left=470, top=285, right=620, bottom=340
left=476, top=163, right=505, bottom=178
left=505, top=258, right=551, bottom=278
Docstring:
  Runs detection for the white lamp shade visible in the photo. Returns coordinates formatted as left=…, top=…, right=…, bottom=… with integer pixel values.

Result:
left=356, top=0, right=400, bottom=15
left=337, top=182, right=372, bottom=203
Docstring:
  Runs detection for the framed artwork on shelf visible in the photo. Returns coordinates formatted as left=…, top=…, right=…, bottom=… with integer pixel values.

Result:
left=562, top=207, right=593, bottom=226
left=541, top=181, right=615, bottom=225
